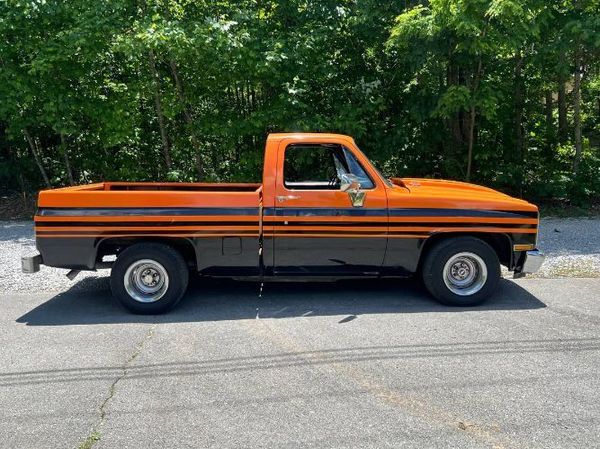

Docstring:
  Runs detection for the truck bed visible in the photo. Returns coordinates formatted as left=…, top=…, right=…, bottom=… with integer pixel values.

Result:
left=37, top=182, right=262, bottom=209
left=35, top=182, right=263, bottom=271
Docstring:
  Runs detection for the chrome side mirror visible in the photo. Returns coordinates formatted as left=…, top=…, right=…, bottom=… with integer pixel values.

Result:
left=340, top=173, right=366, bottom=207
left=340, top=173, right=361, bottom=192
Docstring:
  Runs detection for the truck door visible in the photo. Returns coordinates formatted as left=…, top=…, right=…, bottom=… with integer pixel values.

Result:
left=270, top=138, right=388, bottom=275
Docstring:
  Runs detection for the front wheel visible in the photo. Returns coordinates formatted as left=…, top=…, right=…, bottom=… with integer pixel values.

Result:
left=421, top=237, right=500, bottom=306
left=110, top=243, right=189, bottom=314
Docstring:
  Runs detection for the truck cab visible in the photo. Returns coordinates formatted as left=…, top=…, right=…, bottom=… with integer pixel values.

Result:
left=262, top=133, right=389, bottom=275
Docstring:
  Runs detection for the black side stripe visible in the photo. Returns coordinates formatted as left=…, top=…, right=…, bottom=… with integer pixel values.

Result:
left=36, top=230, right=258, bottom=236
left=270, top=230, right=426, bottom=235
left=36, top=220, right=536, bottom=229
left=266, top=208, right=387, bottom=217
left=36, top=221, right=260, bottom=227
left=36, top=230, right=419, bottom=237
left=267, top=207, right=538, bottom=219
left=38, top=206, right=538, bottom=219
left=36, top=229, right=535, bottom=237
left=267, top=221, right=536, bottom=229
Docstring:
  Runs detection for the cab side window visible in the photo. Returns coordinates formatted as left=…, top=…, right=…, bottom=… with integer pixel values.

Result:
left=284, top=145, right=344, bottom=190
left=283, top=144, right=374, bottom=190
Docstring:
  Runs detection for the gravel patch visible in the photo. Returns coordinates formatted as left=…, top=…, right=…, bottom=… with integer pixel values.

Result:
left=0, top=218, right=598, bottom=293
left=1, top=222, right=109, bottom=293
left=534, top=217, right=600, bottom=278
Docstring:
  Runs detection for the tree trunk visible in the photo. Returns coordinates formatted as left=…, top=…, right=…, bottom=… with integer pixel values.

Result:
left=169, top=58, right=204, bottom=179
left=513, top=55, right=525, bottom=194
left=148, top=49, right=172, bottom=170
left=465, top=56, right=483, bottom=181
left=464, top=23, right=489, bottom=182
left=8, top=146, right=28, bottom=203
left=447, top=63, right=462, bottom=144
left=18, top=172, right=27, bottom=205
left=446, top=61, right=464, bottom=176
left=573, top=49, right=583, bottom=174
left=544, top=89, right=554, bottom=157
left=60, top=134, right=75, bottom=185
left=23, top=129, right=51, bottom=188
left=557, top=60, right=568, bottom=142
left=466, top=105, right=476, bottom=181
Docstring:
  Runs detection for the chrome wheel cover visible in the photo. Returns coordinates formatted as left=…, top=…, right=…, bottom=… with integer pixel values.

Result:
left=123, top=259, right=169, bottom=303
left=442, top=252, right=488, bottom=296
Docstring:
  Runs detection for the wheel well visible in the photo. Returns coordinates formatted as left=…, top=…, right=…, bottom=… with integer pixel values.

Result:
left=95, top=237, right=197, bottom=269
left=417, top=233, right=513, bottom=271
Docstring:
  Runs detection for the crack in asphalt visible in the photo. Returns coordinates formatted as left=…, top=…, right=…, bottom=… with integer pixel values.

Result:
left=76, top=325, right=155, bottom=449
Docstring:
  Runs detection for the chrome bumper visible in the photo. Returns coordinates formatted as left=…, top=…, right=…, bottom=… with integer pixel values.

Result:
left=514, top=249, right=545, bottom=278
left=21, top=254, right=42, bottom=273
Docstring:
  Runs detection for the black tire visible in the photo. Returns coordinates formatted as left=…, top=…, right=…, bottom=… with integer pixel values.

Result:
left=421, top=236, right=500, bottom=306
left=110, top=243, right=189, bottom=314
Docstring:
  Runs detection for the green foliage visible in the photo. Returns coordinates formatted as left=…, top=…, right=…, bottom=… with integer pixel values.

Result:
left=0, top=0, right=598, bottom=205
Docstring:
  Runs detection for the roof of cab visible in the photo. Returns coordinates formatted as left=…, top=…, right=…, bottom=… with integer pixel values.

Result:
left=266, top=133, right=354, bottom=143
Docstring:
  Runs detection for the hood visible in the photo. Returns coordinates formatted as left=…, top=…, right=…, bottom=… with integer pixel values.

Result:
left=392, top=177, right=511, bottom=198
left=389, top=177, right=537, bottom=212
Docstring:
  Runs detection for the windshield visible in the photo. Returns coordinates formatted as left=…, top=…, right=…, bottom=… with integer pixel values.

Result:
left=353, top=144, right=393, bottom=187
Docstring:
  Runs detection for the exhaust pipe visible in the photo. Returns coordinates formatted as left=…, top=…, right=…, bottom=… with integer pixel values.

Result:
left=66, top=269, right=80, bottom=281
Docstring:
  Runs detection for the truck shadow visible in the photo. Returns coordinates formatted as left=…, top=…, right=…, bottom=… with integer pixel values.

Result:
left=15, top=276, right=546, bottom=326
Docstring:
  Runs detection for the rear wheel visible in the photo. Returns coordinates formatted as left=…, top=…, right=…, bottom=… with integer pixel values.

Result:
left=110, top=243, right=189, bottom=314
left=421, top=237, right=500, bottom=306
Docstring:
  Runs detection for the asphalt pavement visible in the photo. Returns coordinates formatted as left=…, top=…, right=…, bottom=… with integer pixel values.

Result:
left=1, top=276, right=600, bottom=449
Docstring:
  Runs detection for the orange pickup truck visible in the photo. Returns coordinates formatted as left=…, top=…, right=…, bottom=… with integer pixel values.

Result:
left=23, top=133, right=544, bottom=313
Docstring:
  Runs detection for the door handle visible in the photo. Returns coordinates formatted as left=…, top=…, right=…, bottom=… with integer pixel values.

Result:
left=276, top=195, right=301, bottom=202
